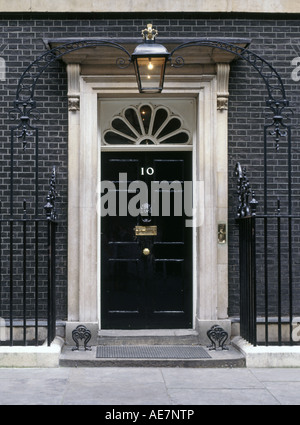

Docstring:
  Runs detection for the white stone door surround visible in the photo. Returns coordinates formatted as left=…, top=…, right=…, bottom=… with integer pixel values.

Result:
left=65, top=65, right=231, bottom=343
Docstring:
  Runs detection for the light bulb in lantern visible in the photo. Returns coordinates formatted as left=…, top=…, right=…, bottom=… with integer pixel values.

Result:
left=148, top=61, right=154, bottom=70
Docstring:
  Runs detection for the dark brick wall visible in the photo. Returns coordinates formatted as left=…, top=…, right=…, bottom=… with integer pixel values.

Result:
left=0, top=13, right=300, bottom=320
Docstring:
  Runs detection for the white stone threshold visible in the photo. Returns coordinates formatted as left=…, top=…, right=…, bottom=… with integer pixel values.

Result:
left=98, top=329, right=198, bottom=337
left=232, top=336, right=300, bottom=368
left=0, top=337, right=64, bottom=368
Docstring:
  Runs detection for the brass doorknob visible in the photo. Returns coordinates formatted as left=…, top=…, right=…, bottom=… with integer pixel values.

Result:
left=143, top=248, right=150, bottom=256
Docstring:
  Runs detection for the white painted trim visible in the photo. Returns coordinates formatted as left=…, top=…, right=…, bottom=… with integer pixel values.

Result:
left=67, top=72, right=229, bottom=335
left=101, top=145, right=193, bottom=152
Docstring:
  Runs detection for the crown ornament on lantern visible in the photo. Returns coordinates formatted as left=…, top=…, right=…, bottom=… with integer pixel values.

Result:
left=142, top=24, right=158, bottom=41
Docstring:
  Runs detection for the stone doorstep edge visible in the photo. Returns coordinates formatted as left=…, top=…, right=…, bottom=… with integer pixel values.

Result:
left=232, top=336, right=300, bottom=368
left=0, top=337, right=64, bottom=368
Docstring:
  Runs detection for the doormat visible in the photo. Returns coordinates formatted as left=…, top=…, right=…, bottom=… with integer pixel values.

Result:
left=96, top=345, right=211, bottom=359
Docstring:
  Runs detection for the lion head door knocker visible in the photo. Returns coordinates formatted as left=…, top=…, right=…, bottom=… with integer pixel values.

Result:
left=140, top=202, right=152, bottom=223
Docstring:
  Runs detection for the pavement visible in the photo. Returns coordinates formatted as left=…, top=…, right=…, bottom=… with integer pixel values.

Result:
left=0, top=366, right=300, bottom=405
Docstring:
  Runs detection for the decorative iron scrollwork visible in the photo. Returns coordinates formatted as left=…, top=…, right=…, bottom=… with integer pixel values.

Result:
left=235, top=162, right=258, bottom=219
left=170, top=55, right=185, bottom=68
left=116, top=56, right=131, bottom=69
left=44, top=166, right=58, bottom=221
left=9, top=38, right=291, bottom=151
left=72, top=325, right=92, bottom=351
left=266, top=99, right=292, bottom=151
left=9, top=40, right=131, bottom=149
left=207, top=324, right=229, bottom=351
left=9, top=99, right=39, bottom=150
left=169, top=40, right=287, bottom=103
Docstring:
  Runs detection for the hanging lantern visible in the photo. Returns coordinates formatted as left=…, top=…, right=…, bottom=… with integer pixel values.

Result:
left=131, top=24, right=170, bottom=94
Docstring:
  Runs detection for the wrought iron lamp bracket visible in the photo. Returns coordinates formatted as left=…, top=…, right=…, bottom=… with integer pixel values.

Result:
left=9, top=37, right=291, bottom=150
left=168, top=40, right=291, bottom=149
left=14, top=40, right=132, bottom=104
left=169, top=40, right=287, bottom=103
left=9, top=40, right=132, bottom=150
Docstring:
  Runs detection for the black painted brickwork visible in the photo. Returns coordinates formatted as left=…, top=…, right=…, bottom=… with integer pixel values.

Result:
left=0, top=14, right=300, bottom=319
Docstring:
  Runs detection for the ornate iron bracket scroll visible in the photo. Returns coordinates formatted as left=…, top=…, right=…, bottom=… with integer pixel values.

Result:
left=235, top=162, right=258, bottom=219
left=207, top=325, right=229, bottom=351
left=9, top=40, right=132, bottom=150
left=10, top=38, right=291, bottom=151
left=266, top=99, right=292, bottom=151
left=169, top=39, right=291, bottom=150
left=72, top=325, right=92, bottom=351
left=7, top=37, right=290, bottom=225
left=169, top=40, right=286, bottom=103
left=44, top=166, right=58, bottom=221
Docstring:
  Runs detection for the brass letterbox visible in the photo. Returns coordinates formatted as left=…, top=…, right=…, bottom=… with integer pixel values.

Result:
left=134, top=226, right=157, bottom=236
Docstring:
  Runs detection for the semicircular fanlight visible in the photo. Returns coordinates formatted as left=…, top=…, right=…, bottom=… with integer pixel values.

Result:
left=104, top=131, right=135, bottom=145
left=160, top=132, right=190, bottom=144
left=103, top=103, right=191, bottom=145
left=112, top=118, right=138, bottom=139
left=152, top=107, right=168, bottom=135
left=125, top=107, right=142, bottom=134
left=156, top=117, right=182, bottom=138
left=139, top=104, right=152, bottom=134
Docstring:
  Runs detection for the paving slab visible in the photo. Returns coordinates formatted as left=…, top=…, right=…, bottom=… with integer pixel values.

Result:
left=160, top=367, right=264, bottom=389
left=167, top=388, right=280, bottom=405
left=260, top=382, right=300, bottom=405
left=250, top=367, right=300, bottom=382
left=63, top=382, right=171, bottom=405
left=0, top=367, right=299, bottom=405
left=68, top=366, right=165, bottom=385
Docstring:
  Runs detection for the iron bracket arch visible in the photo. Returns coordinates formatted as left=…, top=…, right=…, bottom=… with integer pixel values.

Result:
left=9, top=38, right=291, bottom=150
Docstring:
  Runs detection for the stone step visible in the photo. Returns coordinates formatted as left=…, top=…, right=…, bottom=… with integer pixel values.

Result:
left=60, top=328, right=245, bottom=368
left=97, top=329, right=200, bottom=346
left=59, top=344, right=246, bottom=368
left=66, top=327, right=201, bottom=347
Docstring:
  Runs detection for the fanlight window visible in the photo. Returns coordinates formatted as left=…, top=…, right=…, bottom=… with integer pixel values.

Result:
left=103, top=103, right=191, bottom=145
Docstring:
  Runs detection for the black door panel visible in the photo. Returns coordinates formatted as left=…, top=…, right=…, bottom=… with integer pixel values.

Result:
left=101, top=151, right=192, bottom=329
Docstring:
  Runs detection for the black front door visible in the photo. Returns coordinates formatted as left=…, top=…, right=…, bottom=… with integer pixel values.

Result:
left=101, top=151, right=192, bottom=329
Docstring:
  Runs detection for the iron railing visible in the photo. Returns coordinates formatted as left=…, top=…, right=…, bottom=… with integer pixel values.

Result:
left=236, top=164, right=300, bottom=346
left=0, top=169, right=57, bottom=346
left=2, top=35, right=297, bottom=348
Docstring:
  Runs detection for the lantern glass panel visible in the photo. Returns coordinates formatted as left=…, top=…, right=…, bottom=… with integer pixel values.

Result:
left=135, top=57, right=166, bottom=93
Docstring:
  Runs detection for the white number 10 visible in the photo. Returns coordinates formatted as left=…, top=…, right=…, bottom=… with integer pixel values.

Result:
left=141, top=167, right=154, bottom=176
